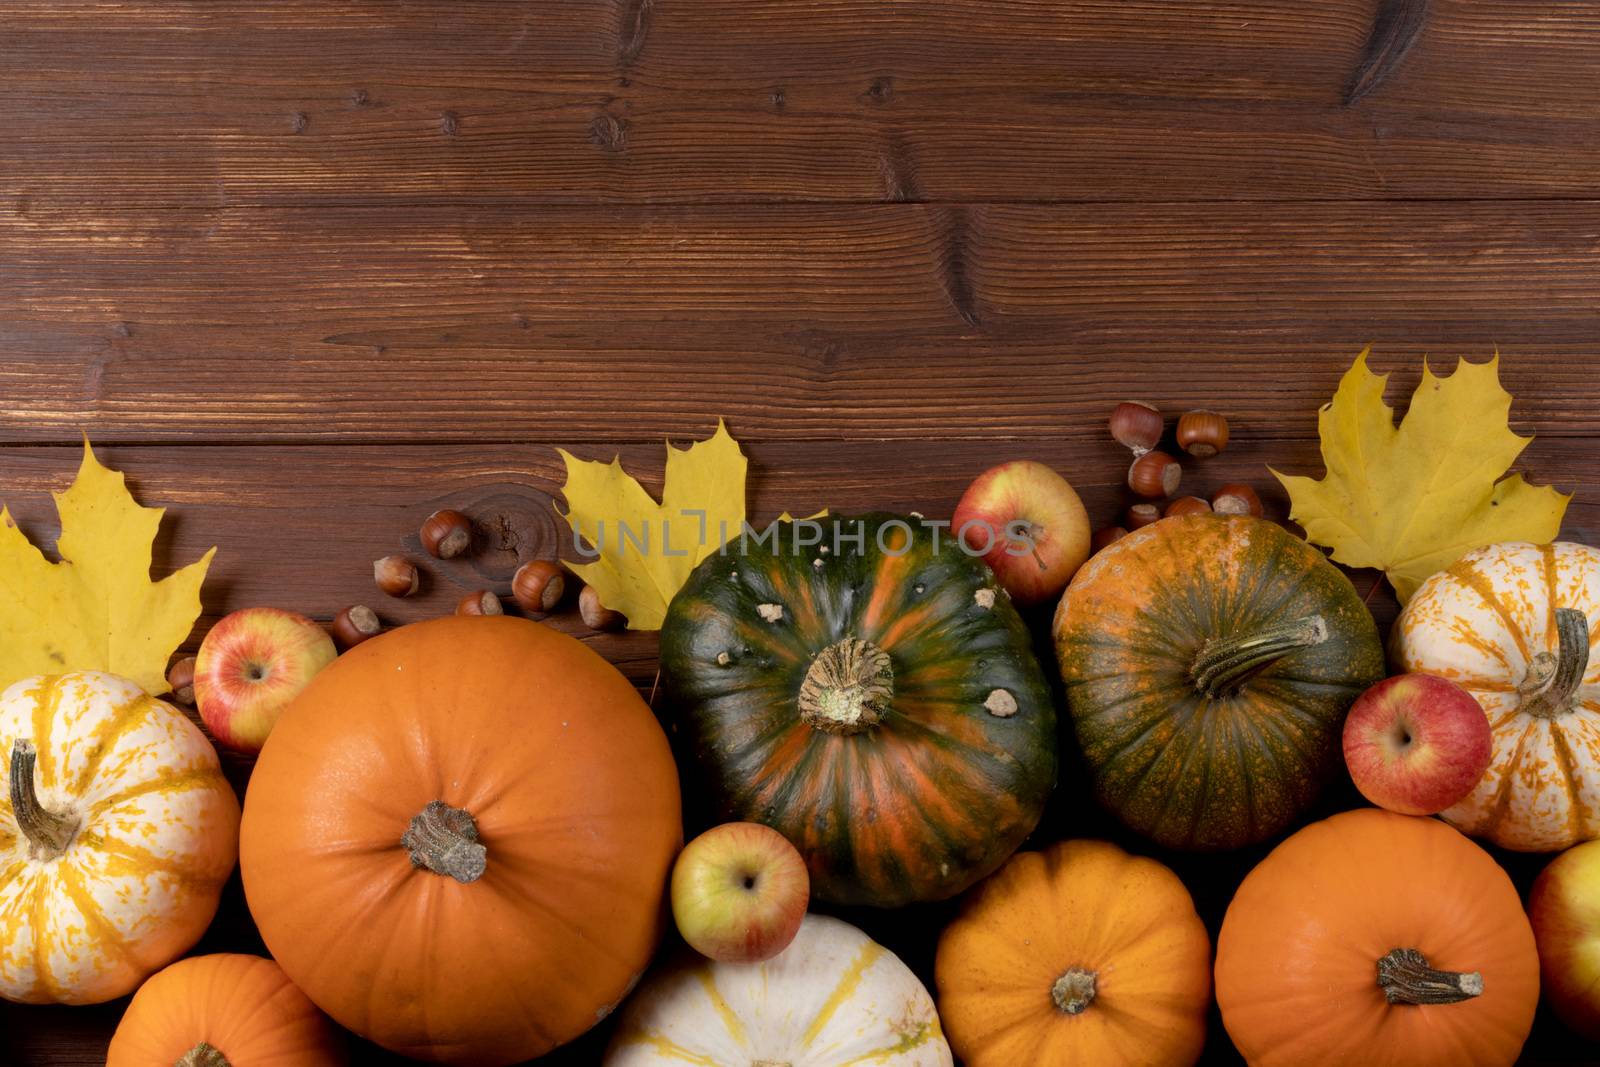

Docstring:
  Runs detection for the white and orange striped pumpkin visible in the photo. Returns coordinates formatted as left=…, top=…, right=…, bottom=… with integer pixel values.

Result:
left=0, top=671, right=240, bottom=1004
left=1395, top=541, right=1600, bottom=851
left=605, top=914, right=952, bottom=1066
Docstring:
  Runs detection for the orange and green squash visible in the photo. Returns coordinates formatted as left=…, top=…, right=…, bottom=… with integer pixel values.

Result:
left=1215, top=808, right=1540, bottom=1067
left=240, top=616, right=682, bottom=1066
left=107, top=953, right=346, bottom=1067
left=1054, top=514, right=1383, bottom=849
left=661, top=513, right=1056, bottom=906
left=0, top=671, right=239, bottom=1005
left=936, top=839, right=1211, bottom=1067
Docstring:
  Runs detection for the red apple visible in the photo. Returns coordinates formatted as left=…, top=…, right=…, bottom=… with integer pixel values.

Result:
left=1342, top=673, right=1492, bottom=816
left=193, top=607, right=338, bottom=752
left=952, top=460, right=1091, bottom=605
left=671, top=822, right=809, bottom=963
left=1529, top=839, right=1600, bottom=1040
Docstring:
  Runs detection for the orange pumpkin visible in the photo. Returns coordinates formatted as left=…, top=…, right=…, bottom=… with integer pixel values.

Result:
left=935, top=840, right=1211, bottom=1067
left=239, top=616, right=682, bottom=1066
left=106, top=953, right=345, bottom=1067
left=1216, top=809, right=1539, bottom=1067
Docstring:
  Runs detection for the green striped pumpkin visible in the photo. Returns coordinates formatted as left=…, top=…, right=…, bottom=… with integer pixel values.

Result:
left=661, top=514, right=1056, bottom=907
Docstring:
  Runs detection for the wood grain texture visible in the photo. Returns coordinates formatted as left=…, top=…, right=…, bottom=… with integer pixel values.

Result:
left=3, top=201, right=1600, bottom=444
left=0, top=433, right=1590, bottom=684
left=4, top=1, right=1600, bottom=206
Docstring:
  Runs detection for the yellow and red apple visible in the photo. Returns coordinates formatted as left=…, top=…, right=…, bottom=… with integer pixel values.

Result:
left=1530, top=839, right=1600, bottom=1040
left=193, top=607, right=337, bottom=752
left=1341, top=673, right=1492, bottom=816
left=671, top=822, right=809, bottom=963
left=952, top=460, right=1090, bottom=605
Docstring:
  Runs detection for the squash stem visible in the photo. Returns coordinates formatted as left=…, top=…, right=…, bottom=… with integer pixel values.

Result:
left=1377, top=947, right=1483, bottom=1005
left=402, top=800, right=487, bottom=884
left=1190, top=616, right=1328, bottom=697
left=1522, top=608, right=1589, bottom=720
left=9, top=740, right=80, bottom=861
left=1051, top=967, right=1098, bottom=1014
left=798, top=637, right=894, bottom=735
left=175, top=1042, right=233, bottom=1067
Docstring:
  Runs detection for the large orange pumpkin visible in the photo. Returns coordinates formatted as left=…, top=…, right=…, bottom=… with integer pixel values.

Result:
left=106, top=953, right=345, bottom=1066
left=1215, top=809, right=1539, bottom=1067
left=935, top=839, right=1211, bottom=1067
left=239, top=616, right=682, bottom=1066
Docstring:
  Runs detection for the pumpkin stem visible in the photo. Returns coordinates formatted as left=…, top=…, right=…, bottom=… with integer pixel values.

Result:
left=798, top=637, right=894, bottom=736
left=1377, top=947, right=1483, bottom=1005
left=402, top=800, right=487, bottom=884
left=1521, top=608, right=1589, bottom=720
left=1051, top=967, right=1098, bottom=1014
left=1189, top=615, right=1329, bottom=697
left=175, top=1042, right=232, bottom=1067
left=9, top=740, right=80, bottom=861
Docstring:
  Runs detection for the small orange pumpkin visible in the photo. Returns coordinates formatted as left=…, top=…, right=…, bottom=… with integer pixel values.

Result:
left=1216, top=809, right=1539, bottom=1067
left=106, top=953, right=345, bottom=1067
left=240, top=616, right=682, bottom=1066
left=935, top=840, right=1211, bottom=1066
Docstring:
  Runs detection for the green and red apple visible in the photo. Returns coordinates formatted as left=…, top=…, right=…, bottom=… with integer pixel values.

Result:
left=194, top=607, right=337, bottom=752
left=952, top=460, right=1090, bottom=605
left=671, top=822, right=809, bottom=963
left=1530, top=839, right=1600, bottom=1040
left=1341, top=673, right=1492, bottom=816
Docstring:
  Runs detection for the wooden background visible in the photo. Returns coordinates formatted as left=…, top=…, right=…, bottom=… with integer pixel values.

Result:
left=3, top=0, right=1599, bottom=1062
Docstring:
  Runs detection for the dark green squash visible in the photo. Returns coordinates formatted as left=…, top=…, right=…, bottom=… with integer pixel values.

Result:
left=1053, top=514, right=1384, bottom=850
left=661, top=513, right=1056, bottom=907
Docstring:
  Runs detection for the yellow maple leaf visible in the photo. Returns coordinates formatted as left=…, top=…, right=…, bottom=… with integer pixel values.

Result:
left=558, top=421, right=749, bottom=631
left=1273, top=350, right=1568, bottom=603
left=0, top=442, right=215, bottom=694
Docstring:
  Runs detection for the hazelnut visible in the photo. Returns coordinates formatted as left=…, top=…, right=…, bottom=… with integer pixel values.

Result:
left=374, top=555, right=421, bottom=597
left=1125, top=503, right=1162, bottom=530
left=511, top=560, right=567, bottom=615
left=1108, top=401, right=1163, bottom=455
left=1213, top=483, right=1264, bottom=517
left=1176, top=410, right=1229, bottom=458
left=579, top=585, right=623, bottom=631
left=167, top=657, right=197, bottom=705
left=1091, top=526, right=1128, bottom=553
left=420, top=509, right=473, bottom=559
left=1127, top=451, right=1182, bottom=498
left=331, top=605, right=381, bottom=649
left=1164, top=496, right=1213, bottom=518
left=457, top=590, right=504, bottom=616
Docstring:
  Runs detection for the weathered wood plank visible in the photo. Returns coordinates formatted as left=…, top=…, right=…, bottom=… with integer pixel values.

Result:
left=3, top=202, right=1598, bottom=444
left=0, top=433, right=1589, bottom=683
left=4, top=2, right=1600, bottom=205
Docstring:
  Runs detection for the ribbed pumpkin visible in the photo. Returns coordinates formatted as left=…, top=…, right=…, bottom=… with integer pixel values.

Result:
left=605, top=913, right=951, bottom=1066
left=240, top=616, right=681, bottom=1066
left=0, top=671, right=239, bottom=1005
left=1054, top=514, right=1384, bottom=850
left=936, top=840, right=1211, bottom=1067
left=661, top=513, right=1056, bottom=906
left=1215, top=809, right=1540, bottom=1067
left=107, top=953, right=345, bottom=1067
left=1394, top=541, right=1600, bottom=851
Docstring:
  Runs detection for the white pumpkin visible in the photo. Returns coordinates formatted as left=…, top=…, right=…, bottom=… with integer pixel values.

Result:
left=1394, top=541, right=1600, bottom=851
left=0, top=671, right=240, bottom=1004
left=606, top=913, right=952, bottom=1066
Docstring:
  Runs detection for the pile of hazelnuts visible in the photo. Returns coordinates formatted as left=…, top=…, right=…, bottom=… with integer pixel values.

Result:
left=333, top=511, right=621, bottom=650
left=1093, top=402, right=1263, bottom=552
